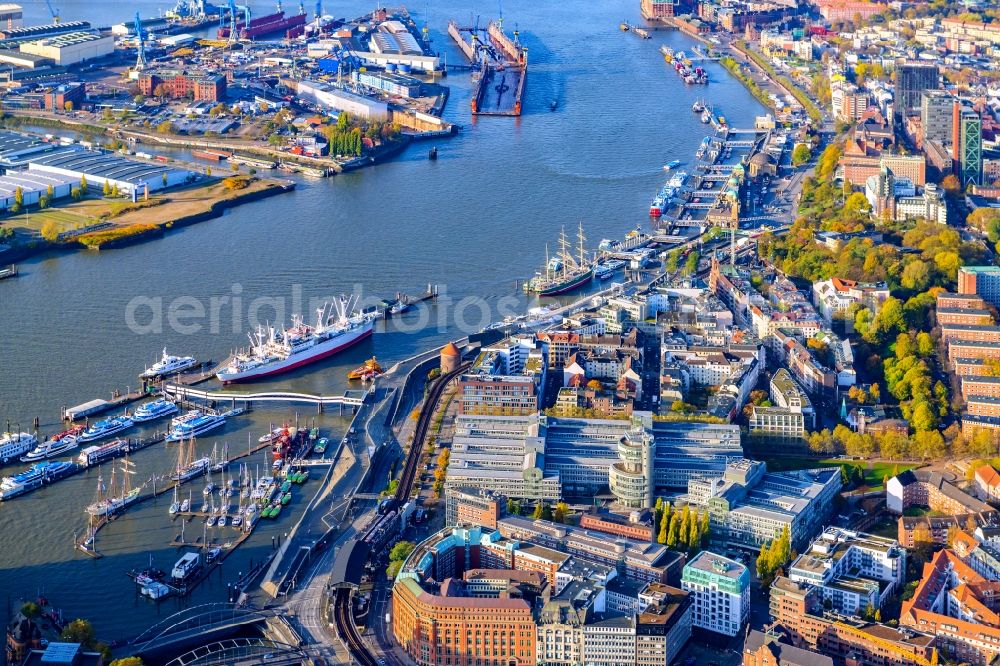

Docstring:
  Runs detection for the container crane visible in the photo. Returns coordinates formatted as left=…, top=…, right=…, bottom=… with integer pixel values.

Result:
left=44, top=0, right=60, bottom=24
left=134, top=11, right=147, bottom=70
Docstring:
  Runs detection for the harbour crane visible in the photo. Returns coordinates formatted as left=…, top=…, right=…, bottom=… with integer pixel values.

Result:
left=134, top=11, right=148, bottom=71
left=226, top=0, right=239, bottom=45
left=470, top=13, right=481, bottom=64
left=44, top=0, right=60, bottom=24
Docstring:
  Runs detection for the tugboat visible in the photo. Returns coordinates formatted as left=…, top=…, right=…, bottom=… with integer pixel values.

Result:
left=348, top=357, right=383, bottom=381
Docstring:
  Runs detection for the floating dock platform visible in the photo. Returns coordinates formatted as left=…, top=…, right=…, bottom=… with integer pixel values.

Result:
left=450, top=19, right=527, bottom=117
left=472, top=64, right=525, bottom=116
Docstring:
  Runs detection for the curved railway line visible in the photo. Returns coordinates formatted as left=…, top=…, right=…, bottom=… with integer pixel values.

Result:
left=333, top=360, right=470, bottom=666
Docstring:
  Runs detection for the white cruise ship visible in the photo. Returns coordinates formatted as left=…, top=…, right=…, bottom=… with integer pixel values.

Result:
left=217, top=298, right=373, bottom=383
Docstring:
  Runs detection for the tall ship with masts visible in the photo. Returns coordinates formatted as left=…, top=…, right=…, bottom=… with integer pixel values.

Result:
left=172, top=435, right=210, bottom=482
left=86, top=455, right=141, bottom=517
left=525, top=224, right=593, bottom=296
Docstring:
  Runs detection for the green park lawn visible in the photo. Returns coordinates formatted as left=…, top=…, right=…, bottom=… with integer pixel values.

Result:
left=760, top=455, right=918, bottom=491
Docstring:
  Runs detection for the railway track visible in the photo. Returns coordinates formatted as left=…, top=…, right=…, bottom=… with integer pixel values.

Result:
left=392, top=361, right=469, bottom=507
left=334, top=358, right=468, bottom=666
left=334, top=588, right=378, bottom=666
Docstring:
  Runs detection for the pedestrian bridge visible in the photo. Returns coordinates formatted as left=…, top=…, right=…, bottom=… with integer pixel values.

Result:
left=132, top=603, right=278, bottom=656
left=165, top=638, right=309, bottom=666
left=163, top=384, right=369, bottom=408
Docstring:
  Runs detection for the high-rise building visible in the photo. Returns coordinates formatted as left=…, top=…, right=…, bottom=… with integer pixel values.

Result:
left=894, top=61, right=939, bottom=119
left=958, top=266, right=1000, bottom=309
left=920, top=90, right=954, bottom=146
left=954, top=101, right=982, bottom=186
left=680, top=551, right=750, bottom=637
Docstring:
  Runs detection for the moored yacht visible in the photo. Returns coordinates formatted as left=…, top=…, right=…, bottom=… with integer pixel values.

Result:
left=132, top=398, right=180, bottom=423
left=21, top=435, right=79, bottom=462
left=165, top=412, right=225, bottom=443
left=77, top=416, right=133, bottom=444
left=141, top=349, right=198, bottom=379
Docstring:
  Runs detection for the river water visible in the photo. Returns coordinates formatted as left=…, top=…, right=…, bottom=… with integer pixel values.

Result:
left=0, top=0, right=764, bottom=642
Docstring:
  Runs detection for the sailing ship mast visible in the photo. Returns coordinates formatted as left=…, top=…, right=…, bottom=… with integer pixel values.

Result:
left=90, top=471, right=107, bottom=513
left=117, top=454, right=135, bottom=501
left=577, top=222, right=587, bottom=269
left=558, top=226, right=571, bottom=272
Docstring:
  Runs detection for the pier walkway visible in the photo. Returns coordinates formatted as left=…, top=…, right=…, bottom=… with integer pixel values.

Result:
left=132, top=603, right=278, bottom=657
left=165, top=638, right=308, bottom=666
left=162, top=385, right=370, bottom=411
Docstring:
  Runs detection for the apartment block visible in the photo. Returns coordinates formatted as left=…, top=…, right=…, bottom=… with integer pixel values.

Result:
left=768, top=576, right=937, bottom=666
left=787, top=527, right=905, bottom=617
left=901, top=548, right=1000, bottom=666
left=959, top=266, right=1000, bottom=309
left=887, top=469, right=995, bottom=516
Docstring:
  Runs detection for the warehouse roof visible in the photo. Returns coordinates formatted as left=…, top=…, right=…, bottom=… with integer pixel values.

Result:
left=25, top=31, right=106, bottom=48
left=28, top=147, right=190, bottom=185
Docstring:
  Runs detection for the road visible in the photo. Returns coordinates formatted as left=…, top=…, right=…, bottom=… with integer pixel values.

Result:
left=270, top=350, right=451, bottom=664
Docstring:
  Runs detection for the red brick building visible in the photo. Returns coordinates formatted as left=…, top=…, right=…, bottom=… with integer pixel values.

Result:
left=769, top=576, right=937, bottom=666
left=938, top=292, right=989, bottom=311
left=139, top=71, right=227, bottom=101
left=43, top=81, right=85, bottom=111
left=937, top=308, right=996, bottom=326
left=579, top=511, right=655, bottom=542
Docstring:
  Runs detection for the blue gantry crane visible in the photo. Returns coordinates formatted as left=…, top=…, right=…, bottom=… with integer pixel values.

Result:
left=134, top=11, right=147, bottom=70
left=43, top=0, right=60, bottom=24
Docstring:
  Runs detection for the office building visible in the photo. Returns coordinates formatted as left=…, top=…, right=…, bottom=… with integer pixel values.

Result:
left=954, top=102, right=983, bottom=187
left=635, top=584, right=692, bottom=666
left=444, top=412, right=743, bottom=505
left=894, top=61, right=939, bottom=119
left=901, top=547, right=1000, bottom=666
left=920, top=90, right=954, bottom=146
left=687, top=460, right=841, bottom=552
left=749, top=369, right=814, bottom=438
left=392, top=526, right=693, bottom=666
left=743, top=630, right=833, bottom=666
left=812, top=277, right=889, bottom=322
left=458, top=336, right=545, bottom=415
left=496, top=516, right=685, bottom=584
left=887, top=469, right=995, bottom=516
left=681, top=551, right=749, bottom=637
left=445, top=487, right=504, bottom=529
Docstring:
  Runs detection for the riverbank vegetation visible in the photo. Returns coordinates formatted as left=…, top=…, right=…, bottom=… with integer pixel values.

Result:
left=733, top=41, right=823, bottom=123
left=75, top=223, right=160, bottom=249
left=720, top=56, right=776, bottom=111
